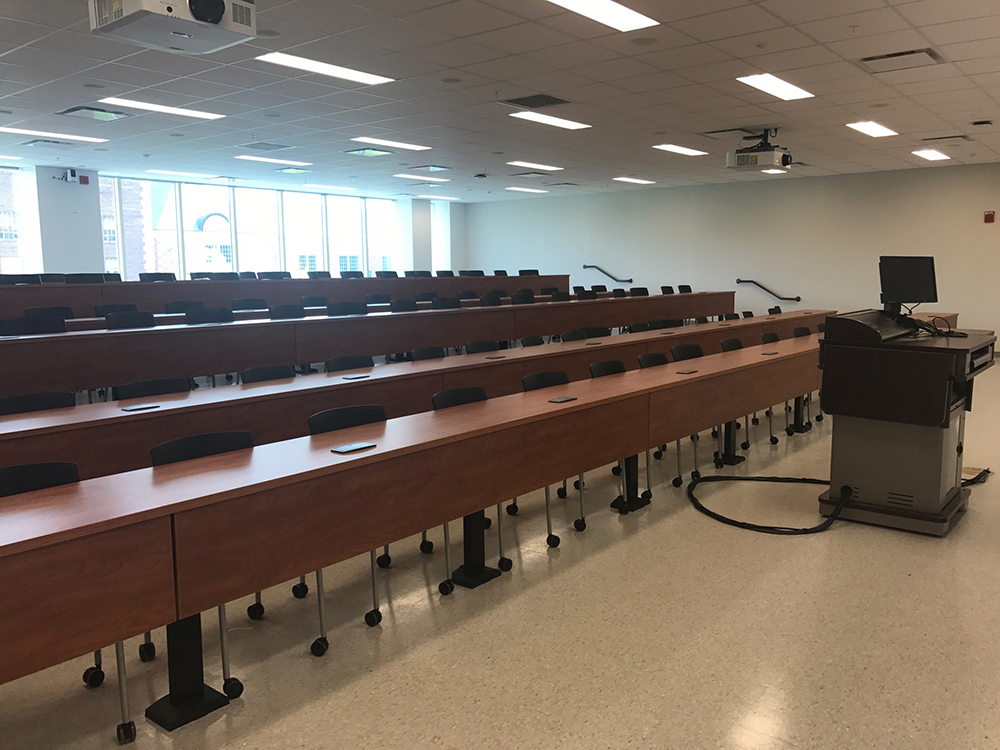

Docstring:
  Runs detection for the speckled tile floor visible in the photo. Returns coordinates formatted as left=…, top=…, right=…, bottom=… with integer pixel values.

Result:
left=4, top=369, right=1000, bottom=750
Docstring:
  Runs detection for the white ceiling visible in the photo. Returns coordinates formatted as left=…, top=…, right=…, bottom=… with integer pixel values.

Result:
left=0, top=0, right=998, bottom=201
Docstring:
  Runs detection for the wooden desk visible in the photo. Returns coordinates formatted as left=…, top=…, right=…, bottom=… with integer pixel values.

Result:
left=0, top=311, right=832, bottom=479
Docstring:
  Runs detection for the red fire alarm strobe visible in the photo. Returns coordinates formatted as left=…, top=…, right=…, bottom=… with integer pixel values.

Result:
left=986, top=211, right=995, bottom=224
left=79, top=175, right=90, bottom=186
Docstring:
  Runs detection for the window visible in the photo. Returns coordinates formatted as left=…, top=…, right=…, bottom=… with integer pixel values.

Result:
left=234, top=188, right=280, bottom=274
left=366, top=199, right=403, bottom=274
left=0, top=168, right=42, bottom=274
left=431, top=200, right=452, bottom=272
left=98, top=177, right=120, bottom=275
left=327, top=196, right=364, bottom=276
left=338, top=255, right=359, bottom=272
left=298, top=255, right=318, bottom=272
left=0, top=211, right=18, bottom=240
left=181, top=184, right=233, bottom=274
left=283, top=192, right=323, bottom=278
left=110, top=179, right=180, bottom=281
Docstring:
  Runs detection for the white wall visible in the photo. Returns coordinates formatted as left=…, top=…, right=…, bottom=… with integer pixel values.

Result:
left=457, top=163, right=1000, bottom=331
left=35, top=167, right=103, bottom=273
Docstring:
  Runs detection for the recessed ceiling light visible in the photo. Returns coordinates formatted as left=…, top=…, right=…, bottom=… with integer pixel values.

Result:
left=613, top=177, right=655, bottom=184
left=395, top=174, right=449, bottom=182
left=235, top=155, right=312, bottom=166
left=256, top=52, right=393, bottom=85
left=913, top=149, right=950, bottom=161
left=507, top=160, right=564, bottom=171
left=351, top=136, right=431, bottom=151
left=0, top=126, right=108, bottom=143
left=846, top=121, right=898, bottom=138
left=509, top=111, right=591, bottom=130
left=304, top=183, right=356, bottom=191
left=147, top=169, right=218, bottom=178
left=506, top=187, right=548, bottom=194
left=345, top=147, right=393, bottom=157
left=761, top=169, right=787, bottom=175
left=541, top=0, right=658, bottom=32
left=277, top=167, right=311, bottom=174
left=99, top=97, right=225, bottom=120
left=736, top=73, right=814, bottom=101
left=419, top=195, right=460, bottom=200
left=0, top=155, right=23, bottom=160
left=653, top=144, right=708, bottom=156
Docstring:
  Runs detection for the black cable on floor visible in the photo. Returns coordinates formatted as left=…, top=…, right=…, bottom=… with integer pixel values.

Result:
left=686, top=475, right=854, bottom=536
left=962, top=468, right=992, bottom=487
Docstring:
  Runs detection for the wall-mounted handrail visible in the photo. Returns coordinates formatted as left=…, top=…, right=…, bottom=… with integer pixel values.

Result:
left=736, top=279, right=801, bottom=302
left=583, top=264, right=633, bottom=284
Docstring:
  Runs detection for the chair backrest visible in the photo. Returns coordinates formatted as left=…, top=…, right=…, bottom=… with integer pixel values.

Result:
left=517, top=288, right=535, bottom=298
left=114, top=378, right=191, bottom=401
left=390, top=299, right=418, bottom=313
left=38, top=274, right=65, bottom=283
left=768, top=306, right=782, bottom=314
left=551, top=291, right=571, bottom=302
left=210, top=272, right=240, bottom=281
left=695, top=316, right=709, bottom=325
left=761, top=332, right=780, bottom=344
left=0, top=392, right=75, bottom=416
left=432, top=297, right=461, bottom=309
left=671, top=343, right=704, bottom=362
left=590, top=360, right=627, bottom=378
left=328, top=301, right=368, bottom=316
left=0, top=274, right=41, bottom=285
left=365, top=293, right=391, bottom=305
left=308, top=271, right=332, bottom=279
left=95, top=303, right=138, bottom=317
left=629, top=322, right=650, bottom=333
left=561, top=329, right=587, bottom=341
left=375, top=271, right=398, bottom=278
left=64, top=273, right=105, bottom=284
left=150, top=431, right=253, bottom=467
left=817, top=323, right=826, bottom=333
left=410, top=346, right=446, bottom=361
left=104, top=273, right=122, bottom=282
left=269, top=304, right=306, bottom=320
left=240, top=365, right=297, bottom=384
left=612, top=289, right=627, bottom=298
left=258, top=271, right=291, bottom=280
left=415, top=291, right=438, bottom=301
left=341, top=271, right=364, bottom=279
left=742, top=311, right=754, bottom=318
left=436, top=270, right=455, bottom=277
left=518, top=269, right=540, bottom=276
left=465, top=340, right=499, bottom=354
left=139, top=272, right=176, bottom=282
left=648, top=318, right=683, bottom=329
left=186, top=307, right=234, bottom=325
left=540, top=286, right=559, bottom=295
left=238, top=272, right=257, bottom=280
left=572, top=286, right=584, bottom=294
left=521, top=335, right=544, bottom=347
left=677, top=285, right=692, bottom=293
left=793, top=326, right=812, bottom=337
left=25, top=306, right=74, bottom=320
left=582, top=326, right=613, bottom=338
left=432, top=386, right=487, bottom=410
left=592, top=285, right=608, bottom=293
left=479, top=295, right=502, bottom=307
left=165, top=300, right=204, bottom=314
left=577, top=290, right=598, bottom=300
left=459, top=270, right=485, bottom=277
left=638, top=352, right=669, bottom=368
left=325, top=354, right=375, bottom=373
left=301, top=296, right=328, bottom=308
left=406, top=270, right=432, bottom=278
left=308, top=404, right=386, bottom=435
left=630, top=287, right=649, bottom=297
left=724, top=313, right=740, bottom=320
left=232, top=298, right=267, bottom=311
left=493, top=270, right=508, bottom=276
left=720, top=338, right=744, bottom=352
left=522, top=371, right=569, bottom=391
left=511, top=293, right=534, bottom=305
left=0, top=462, right=79, bottom=498
left=661, top=286, right=675, bottom=295
left=191, top=272, right=212, bottom=280
left=106, top=311, right=156, bottom=330
left=458, top=290, right=479, bottom=300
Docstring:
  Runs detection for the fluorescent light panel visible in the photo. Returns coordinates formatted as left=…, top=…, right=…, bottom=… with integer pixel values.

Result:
left=256, top=52, right=393, bottom=85
left=613, top=177, right=655, bottom=184
left=304, top=184, right=356, bottom=191
left=235, top=155, right=312, bottom=166
left=847, top=121, right=898, bottom=138
left=506, top=187, right=548, bottom=194
left=394, top=174, right=449, bottom=182
left=351, top=137, right=430, bottom=151
left=147, top=169, right=218, bottom=178
left=0, top=155, right=23, bottom=160
left=653, top=143, right=708, bottom=156
left=542, top=0, right=658, bottom=32
left=419, top=195, right=460, bottom=200
left=736, top=73, right=814, bottom=101
left=761, top=169, right=787, bottom=175
left=99, top=97, right=225, bottom=120
left=509, top=111, right=591, bottom=130
left=913, top=149, right=950, bottom=161
left=0, top=126, right=107, bottom=143
left=507, top=160, right=563, bottom=171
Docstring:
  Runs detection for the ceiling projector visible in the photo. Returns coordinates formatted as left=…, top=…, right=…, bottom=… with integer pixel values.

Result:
left=88, top=0, right=256, bottom=55
left=725, top=129, right=793, bottom=170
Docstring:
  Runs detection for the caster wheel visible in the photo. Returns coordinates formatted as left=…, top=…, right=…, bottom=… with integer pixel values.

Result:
left=765, top=409, right=773, bottom=418
left=711, top=429, right=718, bottom=438
left=83, top=666, right=105, bottom=688
left=225, top=374, right=234, bottom=382
left=439, top=580, right=454, bottom=596
left=116, top=721, right=137, bottom=745
left=805, top=421, right=812, bottom=429
left=741, top=441, right=750, bottom=450
left=365, top=609, right=383, bottom=627
left=786, top=405, right=792, bottom=412
left=786, top=427, right=795, bottom=437
left=770, top=436, right=779, bottom=445
left=816, top=414, right=825, bottom=422
left=752, top=418, right=760, bottom=425
left=292, top=582, right=309, bottom=599
left=223, top=677, right=244, bottom=699
left=546, top=534, right=561, bottom=548
left=574, top=479, right=583, bottom=490
left=247, top=602, right=265, bottom=620
left=311, top=637, right=329, bottom=657
left=735, top=422, right=741, bottom=430
left=641, top=490, right=652, bottom=500
left=611, top=465, right=622, bottom=476
left=376, top=553, right=391, bottom=568
left=714, top=458, right=724, bottom=469
left=574, top=518, right=586, bottom=532
left=691, top=434, right=700, bottom=442
left=138, top=642, right=156, bottom=663
left=691, top=470, right=702, bottom=480
left=653, top=450, right=663, bottom=460
left=419, top=540, right=434, bottom=554
left=557, top=486, right=567, bottom=499
left=498, top=557, right=513, bottom=572
left=484, top=516, right=492, bottom=530
left=713, top=450, right=721, bottom=459
left=506, top=503, right=519, bottom=515
left=672, top=477, right=683, bottom=488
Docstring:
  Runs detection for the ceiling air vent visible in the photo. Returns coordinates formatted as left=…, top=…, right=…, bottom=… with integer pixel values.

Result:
left=60, top=106, right=132, bottom=122
left=502, top=94, right=570, bottom=109
left=922, top=134, right=973, bottom=142
left=547, top=182, right=579, bottom=187
left=857, top=49, right=943, bottom=74
left=513, top=171, right=548, bottom=179
left=21, top=139, right=77, bottom=150
left=238, top=142, right=291, bottom=151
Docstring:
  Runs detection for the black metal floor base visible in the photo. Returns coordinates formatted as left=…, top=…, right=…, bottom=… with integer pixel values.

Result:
left=720, top=454, right=746, bottom=466
left=452, top=564, right=502, bottom=589
left=145, top=686, right=229, bottom=732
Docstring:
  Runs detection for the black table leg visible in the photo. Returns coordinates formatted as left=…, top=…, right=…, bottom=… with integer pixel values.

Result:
left=451, top=510, right=502, bottom=589
left=145, top=614, right=229, bottom=731
left=622, top=454, right=648, bottom=513
left=721, top=421, right=747, bottom=465
left=791, top=396, right=812, bottom=433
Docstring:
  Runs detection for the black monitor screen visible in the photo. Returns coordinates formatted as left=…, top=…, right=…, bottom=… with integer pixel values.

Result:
left=879, top=256, right=937, bottom=305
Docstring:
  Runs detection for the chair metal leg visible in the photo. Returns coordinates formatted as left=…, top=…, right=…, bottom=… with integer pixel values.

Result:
left=439, top=523, right=454, bottom=595
left=673, top=440, right=684, bottom=487
left=642, top=450, right=652, bottom=499
left=310, top=570, right=329, bottom=656
left=767, top=407, right=778, bottom=444
left=805, top=393, right=812, bottom=424
left=741, top=415, right=752, bottom=450
left=574, top=474, right=586, bottom=531
left=114, top=641, right=136, bottom=744
left=247, top=591, right=264, bottom=620
left=366, top=550, right=383, bottom=626
left=784, top=400, right=791, bottom=432
left=690, top=434, right=701, bottom=480
left=715, top=426, right=724, bottom=468
left=496, top=503, right=514, bottom=567
left=217, top=604, right=243, bottom=699
left=543, top=486, right=560, bottom=547
left=420, top=530, right=433, bottom=554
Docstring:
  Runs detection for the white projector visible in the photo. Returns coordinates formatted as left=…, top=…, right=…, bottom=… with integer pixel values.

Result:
left=726, top=146, right=792, bottom=170
left=89, top=0, right=256, bottom=55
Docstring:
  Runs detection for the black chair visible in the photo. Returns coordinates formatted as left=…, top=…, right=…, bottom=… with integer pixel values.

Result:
left=592, top=285, right=607, bottom=293
left=561, top=329, right=587, bottom=342
left=459, top=270, right=485, bottom=277
left=630, top=287, right=649, bottom=297
left=1, top=316, right=67, bottom=336
left=612, top=289, right=627, bottom=298
left=466, top=340, right=499, bottom=354
left=390, top=299, right=418, bottom=313
left=432, top=297, right=461, bottom=309
left=517, top=288, right=536, bottom=299
left=638, top=352, right=669, bottom=368
left=818, top=323, right=826, bottom=333
left=95, top=303, right=138, bottom=317
left=0, top=274, right=40, bottom=284
left=551, top=291, right=571, bottom=302
left=581, top=327, right=612, bottom=338
left=240, top=365, right=297, bottom=384
left=415, top=291, right=438, bottom=301
left=493, top=270, right=508, bottom=276
left=540, top=287, right=559, bottom=295
left=210, top=272, right=239, bottom=281
left=165, top=300, right=204, bottom=314
left=511, top=293, right=534, bottom=305
left=405, top=270, right=432, bottom=278
left=720, top=339, right=754, bottom=451
left=521, top=336, right=544, bottom=347
left=589, top=360, right=651, bottom=506
left=638, top=352, right=685, bottom=486
left=325, top=355, right=375, bottom=372
left=328, top=301, right=368, bottom=316
left=628, top=322, right=650, bottom=333
left=190, top=272, right=212, bottom=280
left=721, top=338, right=743, bottom=352
left=518, top=269, right=540, bottom=276
left=64, top=273, right=106, bottom=284
left=232, top=298, right=267, bottom=311
left=458, top=290, right=479, bottom=300
left=742, top=311, right=755, bottom=318
left=25, top=306, right=74, bottom=319
left=589, top=360, right=626, bottom=377
left=38, top=274, right=65, bottom=283
left=794, top=326, right=812, bottom=337
left=436, top=270, right=455, bottom=277
left=341, top=271, right=364, bottom=279
left=104, top=273, right=122, bottom=282
left=724, top=313, right=740, bottom=320
left=365, top=293, right=391, bottom=305
left=695, top=316, right=709, bottom=325
left=269, top=304, right=306, bottom=320
left=661, top=286, right=675, bottom=295
left=375, top=271, right=398, bottom=278
left=768, top=306, right=782, bottom=315
left=761, top=332, right=780, bottom=343
left=306, top=405, right=390, bottom=648
left=259, top=271, right=291, bottom=280
left=301, top=296, right=328, bottom=308
left=573, top=286, right=585, bottom=294
left=671, top=343, right=704, bottom=362
left=239, top=272, right=257, bottom=279
left=760, top=332, right=786, bottom=443
left=410, top=346, right=446, bottom=361
left=649, top=319, right=682, bottom=330
left=105, top=311, right=155, bottom=330
left=139, top=272, right=175, bottom=282
left=307, top=271, right=332, bottom=279
left=678, top=285, right=693, bottom=293
left=479, top=295, right=502, bottom=307
left=150, top=431, right=252, bottom=700
left=114, top=378, right=191, bottom=401
left=186, top=307, right=234, bottom=325
left=577, top=290, right=598, bottom=300
left=0, top=392, right=75, bottom=416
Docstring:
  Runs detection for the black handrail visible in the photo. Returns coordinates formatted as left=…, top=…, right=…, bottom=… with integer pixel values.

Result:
left=583, top=264, right=633, bottom=284
left=736, top=279, right=801, bottom=302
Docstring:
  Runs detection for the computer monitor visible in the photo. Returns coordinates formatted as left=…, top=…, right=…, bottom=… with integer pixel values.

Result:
left=879, top=256, right=937, bottom=314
